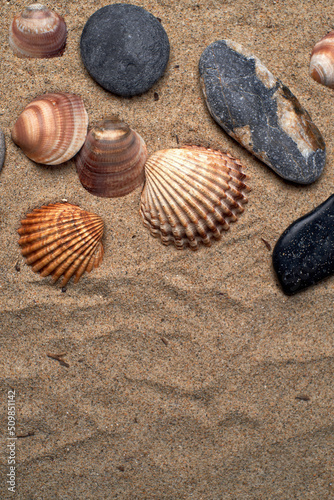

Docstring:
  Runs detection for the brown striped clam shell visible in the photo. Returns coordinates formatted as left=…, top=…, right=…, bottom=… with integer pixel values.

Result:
left=310, top=30, right=334, bottom=88
left=75, top=117, right=147, bottom=198
left=140, top=146, right=250, bottom=250
left=18, top=202, right=104, bottom=286
left=11, top=92, right=88, bottom=165
left=9, top=4, right=67, bottom=59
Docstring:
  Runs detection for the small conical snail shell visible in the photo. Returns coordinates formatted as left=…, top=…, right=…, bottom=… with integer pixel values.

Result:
left=18, top=202, right=104, bottom=286
left=310, top=30, right=334, bottom=88
left=140, top=146, right=250, bottom=250
left=12, top=92, right=88, bottom=165
left=75, top=117, right=147, bottom=198
left=9, top=3, right=67, bottom=59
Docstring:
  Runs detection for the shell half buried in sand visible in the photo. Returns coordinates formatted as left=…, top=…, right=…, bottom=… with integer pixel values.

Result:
left=140, top=146, right=250, bottom=250
left=18, top=202, right=104, bottom=286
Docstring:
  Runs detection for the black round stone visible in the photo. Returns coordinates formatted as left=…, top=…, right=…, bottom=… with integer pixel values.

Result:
left=80, top=4, right=170, bottom=97
left=0, top=130, right=5, bottom=172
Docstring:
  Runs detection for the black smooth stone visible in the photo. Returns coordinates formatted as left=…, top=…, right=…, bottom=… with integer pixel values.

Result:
left=80, top=4, right=170, bottom=97
left=0, top=129, right=5, bottom=172
left=273, top=195, right=334, bottom=295
left=199, top=40, right=326, bottom=184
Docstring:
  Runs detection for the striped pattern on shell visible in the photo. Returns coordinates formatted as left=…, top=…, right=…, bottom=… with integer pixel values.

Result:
left=140, top=146, right=250, bottom=250
left=310, top=30, right=334, bottom=88
left=9, top=4, right=67, bottom=59
left=11, top=93, right=88, bottom=165
left=75, top=118, right=147, bottom=198
left=18, top=203, right=104, bottom=286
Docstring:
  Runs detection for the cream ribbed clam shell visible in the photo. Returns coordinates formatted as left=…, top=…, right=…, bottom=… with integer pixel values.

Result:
left=18, top=203, right=104, bottom=286
left=9, top=4, right=67, bottom=59
left=310, top=30, right=334, bottom=88
left=12, top=92, right=88, bottom=165
left=140, top=146, right=250, bottom=250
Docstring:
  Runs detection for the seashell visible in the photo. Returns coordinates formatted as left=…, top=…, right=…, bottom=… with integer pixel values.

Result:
left=140, top=146, right=250, bottom=250
left=18, top=202, right=104, bottom=286
left=9, top=3, right=67, bottom=59
left=310, top=30, right=334, bottom=88
left=75, top=117, right=147, bottom=198
left=12, top=92, right=88, bottom=165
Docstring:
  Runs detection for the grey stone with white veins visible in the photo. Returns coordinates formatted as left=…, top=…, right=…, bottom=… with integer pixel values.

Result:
left=0, top=129, right=5, bottom=172
left=199, top=40, right=326, bottom=184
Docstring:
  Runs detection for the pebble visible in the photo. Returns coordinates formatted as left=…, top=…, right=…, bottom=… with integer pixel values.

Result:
left=273, top=195, right=334, bottom=295
left=0, top=129, right=5, bottom=172
left=80, top=4, right=170, bottom=97
left=199, top=40, right=326, bottom=184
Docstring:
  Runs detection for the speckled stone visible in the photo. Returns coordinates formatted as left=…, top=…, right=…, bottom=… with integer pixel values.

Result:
left=273, top=195, right=334, bottom=295
left=80, top=4, right=170, bottom=97
left=199, top=40, right=326, bottom=184
left=0, top=129, right=5, bottom=172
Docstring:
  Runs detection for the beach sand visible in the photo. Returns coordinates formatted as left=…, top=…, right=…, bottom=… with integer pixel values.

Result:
left=1, top=1, right=334, bottom=498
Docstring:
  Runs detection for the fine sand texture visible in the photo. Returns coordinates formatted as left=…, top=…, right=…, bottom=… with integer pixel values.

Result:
left=1, top=1, right=334, bottom=499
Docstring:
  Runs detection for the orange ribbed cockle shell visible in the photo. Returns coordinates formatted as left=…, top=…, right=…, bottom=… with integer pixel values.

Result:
left=18, top=202, right=104, bottom=286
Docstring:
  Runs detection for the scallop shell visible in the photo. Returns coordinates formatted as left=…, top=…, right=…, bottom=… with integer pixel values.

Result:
left=310, top=30, right=334, bottom=88
left=75, top=117, right=147, bottom=198
left=18, top=203, right=104, bottom=286
left=12, top=93, right=88, bottom=165
left=140, top=146, right=250, bottom=250
left=9, top=4, right=67, bottom=59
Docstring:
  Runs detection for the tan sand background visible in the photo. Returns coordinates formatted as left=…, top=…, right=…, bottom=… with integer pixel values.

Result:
left=1, top=0, right=334, bottom=498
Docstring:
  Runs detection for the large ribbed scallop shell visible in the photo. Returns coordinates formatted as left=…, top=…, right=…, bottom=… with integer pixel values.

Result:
left=9, top=4, right=67, bottom=59
left=75, top=117, right=147, bottom=198
left=140, top=146, right=250, bottom=250
left=310, top=30, right=334, bottom=88
left=12, top=93, right=88, bottom=165
left=18, top=202, right=104, bottom=286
